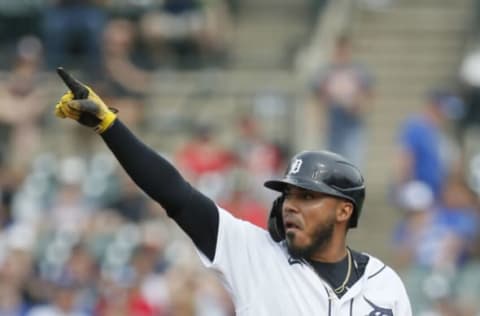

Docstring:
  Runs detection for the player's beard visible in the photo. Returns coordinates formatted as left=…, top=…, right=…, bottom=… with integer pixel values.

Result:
left=286, top=216, right=335, bottom=260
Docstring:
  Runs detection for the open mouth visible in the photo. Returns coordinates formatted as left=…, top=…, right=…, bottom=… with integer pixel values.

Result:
left=284, top=219, right=301, bottom=231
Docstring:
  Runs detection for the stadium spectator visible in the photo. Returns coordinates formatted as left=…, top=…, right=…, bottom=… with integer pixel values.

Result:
left=218, top=183, right=268, bottom=229
left=95, top=270, right=156, bottom=316
left=60, top=244, right=99, bottom=314
left=0, top=35, right=48, bottom=171
left=95, top=18, right=152, bottom=131
left=98, top=18, right=151, bottom=95
left=233, top=115, right=285, bottom=205
left=41, top=0, right=107, bottom=75
left=0, top=226, right=35, bottom=315
left=310, top=34, right=374, bottom=168
left=133, top=244, right=170, bottom=315
left=26, top=276, right=88, bottom=316
left=215, top=115, right=288, bottom=228
left=393, top=89, right=465, bottom=203
left=175, top=123, right=235, bottom=200
left=138, top=0, right=231, bottom=68
left=165, top=262, right=233, bottom=316
left=48, top=157, right=92, bottom=235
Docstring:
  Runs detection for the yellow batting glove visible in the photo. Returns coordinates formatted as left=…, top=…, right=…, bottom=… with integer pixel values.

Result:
left=55, top=67, right=117, bottom=134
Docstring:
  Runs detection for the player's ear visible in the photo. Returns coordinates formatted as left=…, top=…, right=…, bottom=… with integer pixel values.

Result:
left=336, top=200, right=353, bottom=224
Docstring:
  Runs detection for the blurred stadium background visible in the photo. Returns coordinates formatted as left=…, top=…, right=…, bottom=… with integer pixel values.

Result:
left=0, top=0, right=479, bottom=315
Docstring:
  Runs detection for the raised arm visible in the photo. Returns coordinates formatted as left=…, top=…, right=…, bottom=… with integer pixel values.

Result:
left=54, top=68, right=219, bottom=260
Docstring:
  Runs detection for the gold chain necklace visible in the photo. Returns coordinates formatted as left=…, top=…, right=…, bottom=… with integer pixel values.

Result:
left=333, top=248, right=352, bottom=294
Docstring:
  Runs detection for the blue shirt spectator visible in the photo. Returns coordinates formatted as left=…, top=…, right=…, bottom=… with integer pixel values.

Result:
left=398, top=116, right=444, bottom=199
left=394, top=89, right=465, bottom=202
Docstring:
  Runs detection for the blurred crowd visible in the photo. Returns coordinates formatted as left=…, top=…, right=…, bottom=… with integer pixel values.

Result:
left=0, top=104, right=287, bottom=315
left=388, top=88, right=480, bottom=315
left=0, top=0, right=236, bottom=72
left=389, top=51, right=480, bottom=316
left=382, top=15, right=480, bottom=314
left=0, top=142, right=285, bottom=316
left=0, top=81, right=293, bottom=316
left=0, top=0, right=480, bottom=315
left=0, top=2, right=290, bottom=315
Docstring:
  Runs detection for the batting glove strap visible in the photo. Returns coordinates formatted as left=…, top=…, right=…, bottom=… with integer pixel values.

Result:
left=94, top=108, right=117, bottom=133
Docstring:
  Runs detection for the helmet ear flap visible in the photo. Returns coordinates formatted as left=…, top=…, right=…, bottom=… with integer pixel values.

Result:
left=268, top=195, right=285, bottom=242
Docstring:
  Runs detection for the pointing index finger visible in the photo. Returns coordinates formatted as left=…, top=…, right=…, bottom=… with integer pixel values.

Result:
left=56, top=67, right=89, bottom=99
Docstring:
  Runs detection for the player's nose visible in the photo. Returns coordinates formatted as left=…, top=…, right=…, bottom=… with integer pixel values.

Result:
left=282, top=198, right=301, bottom=215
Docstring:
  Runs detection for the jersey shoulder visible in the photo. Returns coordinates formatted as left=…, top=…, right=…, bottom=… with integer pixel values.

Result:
left=363, top=253, right=405, bottom=287
left=216, top=206, right=279, bottom=253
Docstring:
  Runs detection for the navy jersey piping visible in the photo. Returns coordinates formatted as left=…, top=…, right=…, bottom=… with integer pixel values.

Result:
left=368, top=264, right=386, bottom=279
left=323, top=285, right=331, bottom=316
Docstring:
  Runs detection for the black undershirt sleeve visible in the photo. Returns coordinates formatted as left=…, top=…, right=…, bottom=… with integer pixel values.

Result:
left=100, top=120, right=219, bottom=260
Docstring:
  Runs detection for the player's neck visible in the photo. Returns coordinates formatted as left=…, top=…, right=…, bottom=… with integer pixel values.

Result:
left=309, top=235, right=348, bottom=263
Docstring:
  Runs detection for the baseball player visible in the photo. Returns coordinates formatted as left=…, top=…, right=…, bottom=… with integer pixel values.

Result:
left=54, top=68, right=412, bottom=315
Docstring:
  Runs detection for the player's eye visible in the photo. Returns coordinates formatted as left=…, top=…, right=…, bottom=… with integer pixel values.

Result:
left=301, top=192, right=314, bottom=200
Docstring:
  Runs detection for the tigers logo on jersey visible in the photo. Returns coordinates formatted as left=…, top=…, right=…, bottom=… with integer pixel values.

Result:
left=364, top=297, right=393, bottom=316
left=289, top=159, right=303, bottom=174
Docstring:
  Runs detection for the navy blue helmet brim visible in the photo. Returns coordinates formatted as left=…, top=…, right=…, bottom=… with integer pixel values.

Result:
left=264, top=178, right=345, bottom=198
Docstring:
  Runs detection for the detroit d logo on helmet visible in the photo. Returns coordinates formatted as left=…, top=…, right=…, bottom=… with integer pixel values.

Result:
left=289, top=159, right=303, bottom=174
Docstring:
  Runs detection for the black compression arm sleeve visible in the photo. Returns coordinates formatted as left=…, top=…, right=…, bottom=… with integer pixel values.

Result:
left=101, top=120, right=219, bottom=260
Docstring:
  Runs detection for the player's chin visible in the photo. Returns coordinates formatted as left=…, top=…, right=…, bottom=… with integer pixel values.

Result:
left=286, top=241, right=311, bottom=259
left=285, top=231, right=310, bottom=254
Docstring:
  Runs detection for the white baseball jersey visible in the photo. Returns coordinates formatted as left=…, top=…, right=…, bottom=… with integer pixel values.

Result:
left=198, top=207, right=412, bottom=316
